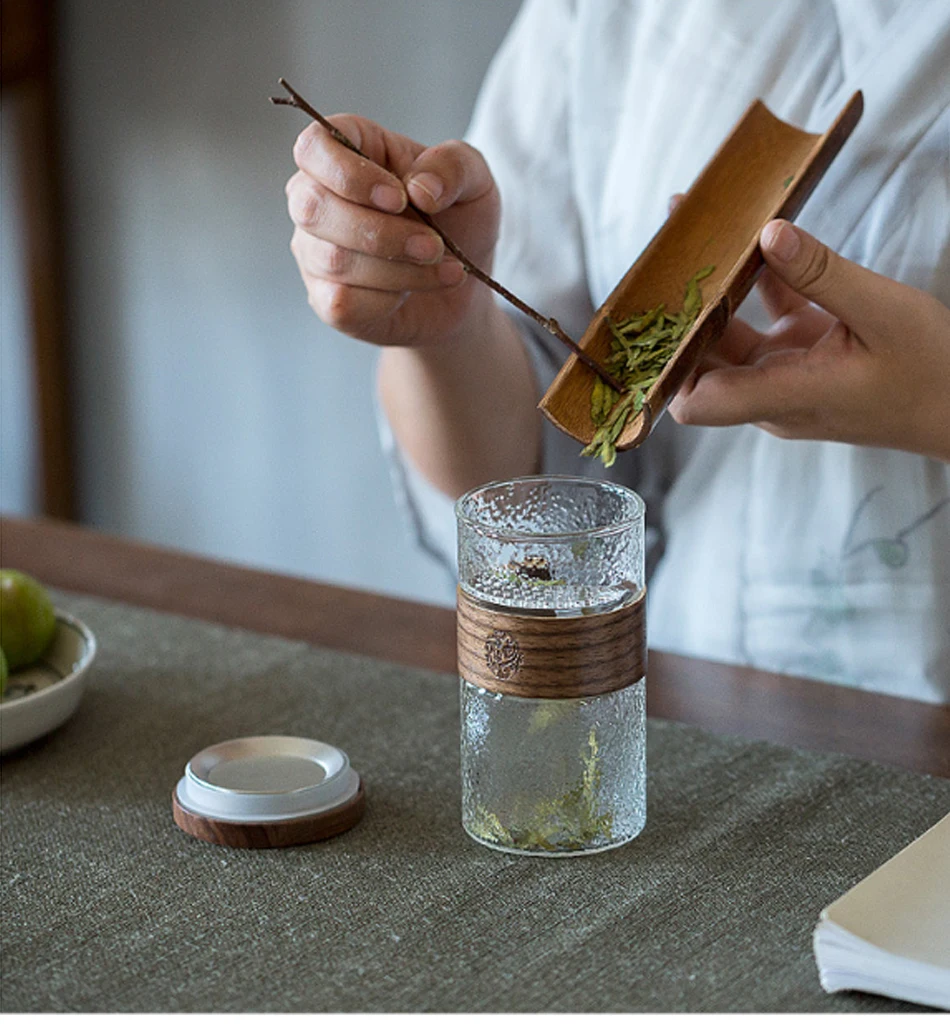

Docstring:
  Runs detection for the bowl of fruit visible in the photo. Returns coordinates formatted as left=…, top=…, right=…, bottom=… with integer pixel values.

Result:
left=0, top=570, right=97, bottom=755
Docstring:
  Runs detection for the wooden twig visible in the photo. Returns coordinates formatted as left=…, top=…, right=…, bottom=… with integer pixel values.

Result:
left=271, top=78, right=624, bottom=392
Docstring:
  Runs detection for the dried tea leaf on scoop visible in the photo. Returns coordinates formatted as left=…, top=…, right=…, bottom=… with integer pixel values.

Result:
left=582, top=265, right=714, bottom=467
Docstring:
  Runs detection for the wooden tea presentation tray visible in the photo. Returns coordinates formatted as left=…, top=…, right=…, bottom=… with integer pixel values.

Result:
left=539, top=92, right=864, bottom=449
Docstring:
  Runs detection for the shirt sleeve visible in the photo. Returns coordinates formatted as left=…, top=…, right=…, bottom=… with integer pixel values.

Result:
left=376, top=386, right=460, bottom=581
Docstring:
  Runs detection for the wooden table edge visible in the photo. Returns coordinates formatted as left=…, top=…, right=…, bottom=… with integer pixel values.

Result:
left=3, top=515, right=948, bottom=778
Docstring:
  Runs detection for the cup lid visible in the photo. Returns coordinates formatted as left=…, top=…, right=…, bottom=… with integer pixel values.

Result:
left=172, top=735, right=365, bottom=848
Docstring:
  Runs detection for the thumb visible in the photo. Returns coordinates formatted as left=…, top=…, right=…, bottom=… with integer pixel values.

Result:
left=403, top=140, right=496, bottom=215
left=760, top=220, right=894, bottom=335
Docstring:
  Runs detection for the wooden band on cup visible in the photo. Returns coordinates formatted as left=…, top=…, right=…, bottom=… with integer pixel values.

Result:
left=457, top=586, right=646, bottom=699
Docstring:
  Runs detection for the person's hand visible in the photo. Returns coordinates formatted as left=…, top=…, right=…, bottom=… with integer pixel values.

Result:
left=285, top=115, right=499, bottom=349
left=669, top=220, right=950, bottom=462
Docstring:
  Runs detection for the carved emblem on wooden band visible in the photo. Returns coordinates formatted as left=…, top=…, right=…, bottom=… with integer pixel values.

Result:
left=484, top=629, right=523, bottom=680
left=456, top=586, right=646, bottom=699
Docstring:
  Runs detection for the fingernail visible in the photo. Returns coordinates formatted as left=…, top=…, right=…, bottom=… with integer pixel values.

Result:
left=438, top=259, right=465, bottom=286
left=405, top=233, right=442, bottom=262
left=371, top=183, right=405, bottom=213
left=407, top=173, right=444, bottom=206
left=340, top=121, right=361, bottom=149
left=764, top=221, right=800, bottom=264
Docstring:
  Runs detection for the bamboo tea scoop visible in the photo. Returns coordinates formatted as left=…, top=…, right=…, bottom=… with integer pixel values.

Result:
left=539, top=92, right=864, bottom=450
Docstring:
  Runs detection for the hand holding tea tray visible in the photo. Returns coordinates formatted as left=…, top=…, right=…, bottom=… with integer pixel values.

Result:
left=667, top=217, right=950, bottom=463
left=537, top=92, right=865, bottom=451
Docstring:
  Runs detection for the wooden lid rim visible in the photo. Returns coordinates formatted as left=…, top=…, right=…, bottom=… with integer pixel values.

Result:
left=172, top=778, right=366, bottom=849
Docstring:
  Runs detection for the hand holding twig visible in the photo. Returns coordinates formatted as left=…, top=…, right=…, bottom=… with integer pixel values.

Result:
left=271, top=78, right=624, bottom=392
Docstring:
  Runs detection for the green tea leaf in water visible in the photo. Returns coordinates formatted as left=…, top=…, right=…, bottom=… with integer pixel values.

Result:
left=469, top=806, right=515, bottom=848
left=469, top=728, right=614, bottom=852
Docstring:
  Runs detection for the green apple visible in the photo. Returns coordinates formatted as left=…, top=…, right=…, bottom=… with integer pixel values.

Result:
left=0, top=570, right=57, bottom=671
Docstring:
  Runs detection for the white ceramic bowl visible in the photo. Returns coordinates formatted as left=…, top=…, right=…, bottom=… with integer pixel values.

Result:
left=0, top=612, right=97, bottom=754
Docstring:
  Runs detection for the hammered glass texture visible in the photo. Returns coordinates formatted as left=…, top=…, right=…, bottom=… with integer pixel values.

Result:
left=457, top=477, right=644, bottom=614
left=456, top=476, right=646, bottom=856
left=460, top=680, right=646, bottom=856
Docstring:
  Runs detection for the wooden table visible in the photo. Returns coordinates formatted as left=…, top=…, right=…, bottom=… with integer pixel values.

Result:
left=2, top=515, right=948, bottom=778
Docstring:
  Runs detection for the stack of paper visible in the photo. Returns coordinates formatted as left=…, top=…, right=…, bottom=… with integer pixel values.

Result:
left=814, top=812, right=950, bottom=1010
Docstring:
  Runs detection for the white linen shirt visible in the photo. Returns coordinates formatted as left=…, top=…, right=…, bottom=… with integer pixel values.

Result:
left=381, top=0, right=950, bottom=703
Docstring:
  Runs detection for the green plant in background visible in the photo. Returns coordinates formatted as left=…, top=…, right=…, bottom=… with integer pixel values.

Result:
left=582, top=265, right=715, bottom=467
left=467, top=728, right=613, bottom=852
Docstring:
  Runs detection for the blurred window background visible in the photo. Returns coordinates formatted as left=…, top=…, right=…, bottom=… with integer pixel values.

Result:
left=1, top=0, right=521, bottom=606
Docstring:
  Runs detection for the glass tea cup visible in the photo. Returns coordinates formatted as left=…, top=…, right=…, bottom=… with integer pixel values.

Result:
left=456, top=475, right=646, bottom=856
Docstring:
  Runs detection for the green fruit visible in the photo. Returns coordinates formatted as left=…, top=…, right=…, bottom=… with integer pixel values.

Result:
left=0, top=570, right=57, bottom=671
left=0, top=648, right=7, bottom=698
